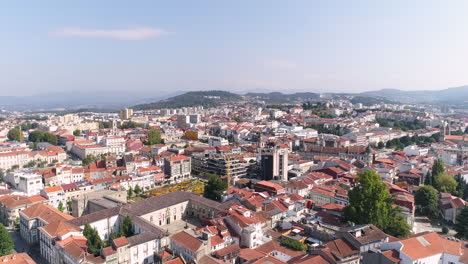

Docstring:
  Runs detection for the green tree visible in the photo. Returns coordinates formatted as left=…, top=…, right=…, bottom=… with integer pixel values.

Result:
left=73, top=129, right=81, bottom=136
left=58, top=201, right=64, bottom=212
left=203, top=173, right=228, bottom=201
left=127, top=186, right=133, bottom=198
left=424, top=171, right=433, bottom=186
left=0, top=223, right=14, bottom=256
left=83, top=224, right=103, bottom=256
left=67, top=200, right=73, bottom=213
left=7, top=128, right=23, bottom=142
left=28, top=130, right=44, bottom=142
left=144, top=129, right=163, bottom=145
left=120, top=216, right=134, bottom=237
left=434, top=173, right=458, bottom=194
left=455, top=206, right=468, bottom=239
left=42, top=133, right=58, bottom=145
left=280, top=238, right=307, bottom=251
left=377, top=142, right=385, bottom=149
left=414, top=186, right=439, bottom=218
left=344, top=170, right=410, bottom=238
left=432, top=159, right=446, bottom=179
left=0, top=169, right=4, bottom=182
left=134, top=185, right=141, bottom=196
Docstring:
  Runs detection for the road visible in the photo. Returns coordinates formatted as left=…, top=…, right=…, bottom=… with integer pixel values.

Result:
left=9, top=230, right=44, bottom=264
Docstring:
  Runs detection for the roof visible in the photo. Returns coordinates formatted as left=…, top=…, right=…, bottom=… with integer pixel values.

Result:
left=239, top=248, right=266, bottom=261
left=112, top=237, right=129, bottom=248
left=324, top=238, right=359, bottom=258
left=170, top=231, right=203, bottom=253
left=341, top=224, right=388, bottom=246
left=39, top=220, right=81, bottom=238
left=43, top=186, right=63, bottom=193
left=398, top=232, right=463, bottom=260
left=0, top=253, right=36, bottom=264
left=256, top=241, right=306, bottom=258
left=0, top=195, right=46, bottom=209
left=20, top=204, right=74, bottom=223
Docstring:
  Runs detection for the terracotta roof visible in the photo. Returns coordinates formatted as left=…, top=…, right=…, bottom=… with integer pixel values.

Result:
left=44, top=186, right=63, bottom=193
left=39, top=220, right=81, bottom=238
left=399, top=232, right=463, bottom=260
left=164, top=257, right=184, bottom=264
left=20, top=204, right=74, bottom=223
left=256, top=241, right=306, bottom=258
left=0, top=253, right=36, bottom=264
left=239, top=248, right=266, bottom=261
left=324, top=238, right=359, bottom=258
left=170, top=231, right=203, bottom=253
left=112, top=236, right=129, bottom=248
left=382, top=249, right=401, bottom=263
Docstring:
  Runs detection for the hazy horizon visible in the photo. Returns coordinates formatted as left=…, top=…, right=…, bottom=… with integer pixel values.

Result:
left=2, top=1, right=468, bottom=96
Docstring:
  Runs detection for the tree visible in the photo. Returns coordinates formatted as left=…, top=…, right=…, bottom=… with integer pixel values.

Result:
left=424, top=171, right=433, bottom=186
left=434, top=173, right=458, bottom=194
left=67, top=200, right=73, bottom=213
left=58, top=201, right=64, bottom=212
left=120, top=216, right=134, bottom=237
left=0, top=169, right=3, bottom=182
left=73, top=129, right=81, bottom=136
left=203, top=174, right=228, bottom=201
left=127, top=186, right=133, bottom=198
left=144, top=129, right=163, bottom=145
left=280, top=238, right=307, bottom=251
left=377, top=142, right=385, bottom=149
left=83, top=224, right=103, bottom=256
left=344, top=170, right=410, bottom=238
left=7, top=128, right=23, bottom=142
left=455, top=206, right=468, bottom=239
left=432, top=159, right=446, bottom=179
left=28, top=131, right=44, bottom=142
left=0, top=223, right=14, bottom=256
left=134, top=185, right=141, bottom=196
left=414, top=186, right=439, bottom=218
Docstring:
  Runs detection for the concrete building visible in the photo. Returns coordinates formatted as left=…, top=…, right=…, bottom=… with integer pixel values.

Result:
left=5, top=171, right=43, bottom=196
left=163, top=155, right=191, bottom=184
left=120, top=108, right=134, bottom=120
left=260, top=146, right=289, bottom=181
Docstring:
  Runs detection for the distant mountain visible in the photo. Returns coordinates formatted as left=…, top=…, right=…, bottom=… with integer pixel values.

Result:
left=359, top=86, right=468, bottom=104
left=0, top=91, right=179, bottom=111
left=245, top=92, right=320, bottom=104
left=133, top=90, right=243, bottom=110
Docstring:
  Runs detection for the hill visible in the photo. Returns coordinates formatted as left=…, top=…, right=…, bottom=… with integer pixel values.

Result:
left=133, top=90, right=243, bottom=110
left=245, top=92, right=320, bottom=104
left=359, top=86, right=468, bottom=105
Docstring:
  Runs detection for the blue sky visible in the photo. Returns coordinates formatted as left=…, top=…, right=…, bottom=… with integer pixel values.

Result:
left=1, top=1, right=468, bottom=96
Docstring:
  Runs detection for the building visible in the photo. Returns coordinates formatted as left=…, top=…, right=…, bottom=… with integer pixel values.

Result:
left=260, top=146, right=289, bottom=181
left=0, top=195, right=47, bottom=227
left=191, top=153, right=249, bottom=183
left=164, top=155, right=191, bottom=184
left=19, top=204, right=74, bottom=245
left=5, top=171, right=43, bottom=196
left=120, top=108, right=134, bottom=120
left=380, top=232, right=466, bottom=264
left=208, top=137, right=229, bottom=147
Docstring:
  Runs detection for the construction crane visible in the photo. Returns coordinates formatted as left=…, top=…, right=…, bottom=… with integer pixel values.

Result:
left=226, top=155, right=231, bottom=188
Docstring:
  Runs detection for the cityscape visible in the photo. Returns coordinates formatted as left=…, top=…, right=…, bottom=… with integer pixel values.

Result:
left=2, top=1, right=468, bottom=264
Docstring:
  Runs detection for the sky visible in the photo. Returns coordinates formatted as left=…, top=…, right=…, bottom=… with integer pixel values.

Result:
left=1, top=0, right=468, bottom=96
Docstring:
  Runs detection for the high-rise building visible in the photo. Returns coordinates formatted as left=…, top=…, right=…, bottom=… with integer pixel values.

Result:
left=260, top=146, right=289, bottom=181
left=120, top=108, right=134, bottom=120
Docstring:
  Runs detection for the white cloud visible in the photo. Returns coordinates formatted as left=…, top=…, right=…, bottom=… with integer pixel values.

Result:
left=51, top=27, right=168, bottom=40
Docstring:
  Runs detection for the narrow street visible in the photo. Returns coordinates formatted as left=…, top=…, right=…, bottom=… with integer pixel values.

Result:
left=9, top=230, right=43, bottom=264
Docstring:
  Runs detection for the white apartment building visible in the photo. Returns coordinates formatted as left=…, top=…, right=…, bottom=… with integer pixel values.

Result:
left=208, top=136, right=229, bottom=147
left=5, top=171, right=43, bottom=196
